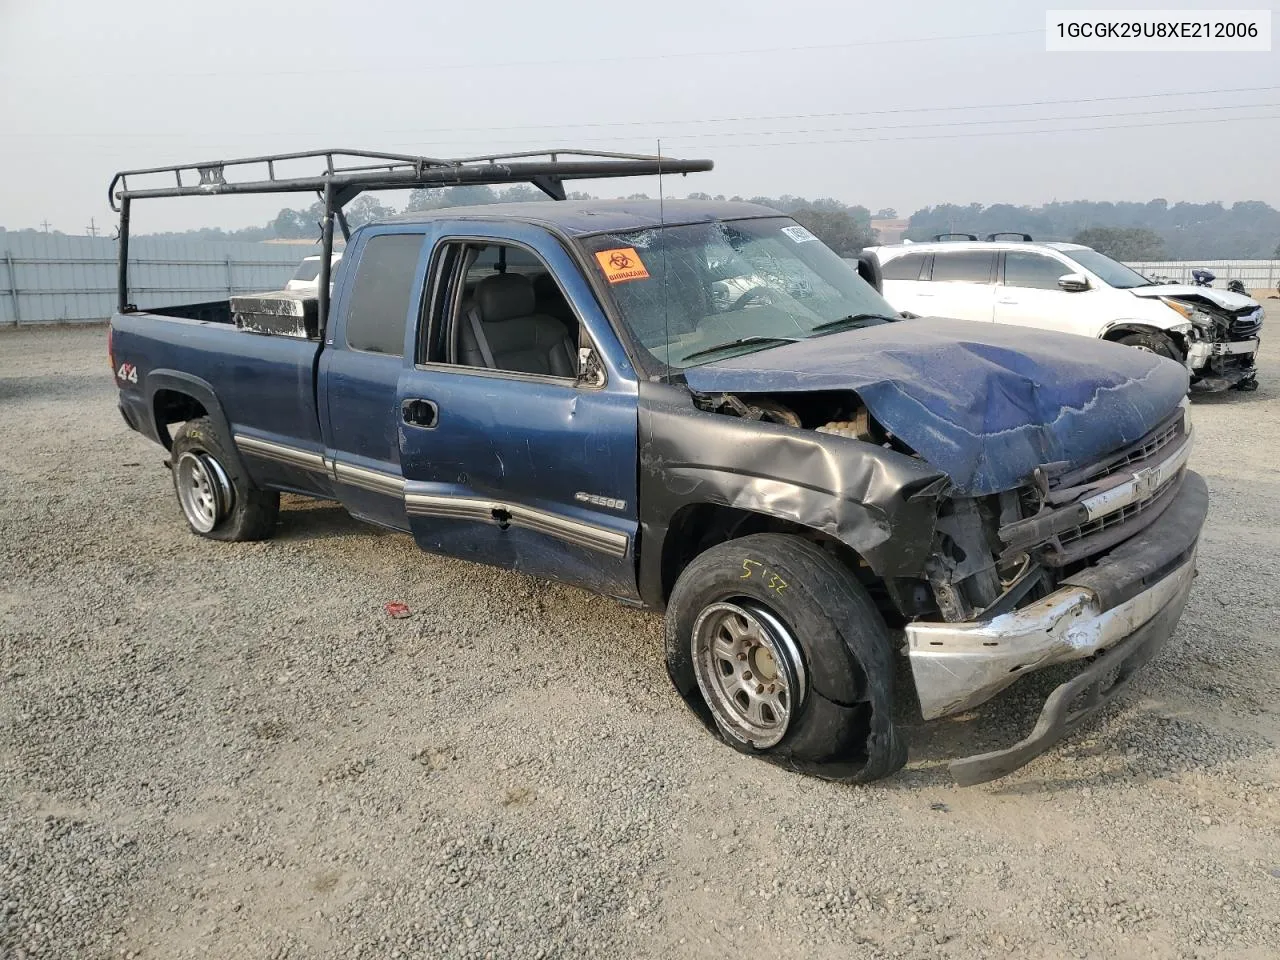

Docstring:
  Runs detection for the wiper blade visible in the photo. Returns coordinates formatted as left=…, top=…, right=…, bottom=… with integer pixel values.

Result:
left=809, top=312, right=898, bottom=334
left=679, top=335, right=801, bottom=363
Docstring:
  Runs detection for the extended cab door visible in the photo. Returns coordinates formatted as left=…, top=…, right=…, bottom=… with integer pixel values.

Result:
left=395, top=222, right=641, bottom=600
left=318, top=226, right=431, bottom=531
left=920, top=250, right=997, bottom=321
left=994, top=250, right=1095, bottom=337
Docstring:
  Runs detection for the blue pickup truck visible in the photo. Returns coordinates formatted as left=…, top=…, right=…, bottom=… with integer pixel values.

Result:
left=108, top=149, right=1207, bottom=785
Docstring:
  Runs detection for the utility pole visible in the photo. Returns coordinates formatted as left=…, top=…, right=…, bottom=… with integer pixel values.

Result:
left=85, top=218, right=99, bottom=238
left=39, top=220, right=51, bottom=233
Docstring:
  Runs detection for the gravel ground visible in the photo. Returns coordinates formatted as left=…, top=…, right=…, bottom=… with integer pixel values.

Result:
left=2, top=322, right=1278, bottom=960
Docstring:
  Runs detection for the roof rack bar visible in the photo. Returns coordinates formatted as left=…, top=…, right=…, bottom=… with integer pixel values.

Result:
left=108, top=146, right=714, bottom=335
left=986, top=232, right=1034, bottom=242
left=108, top=147, right=710, bottom=211
left=933, top=233, right=979, bottom=242
left=111, top=158, right=712, bottom=211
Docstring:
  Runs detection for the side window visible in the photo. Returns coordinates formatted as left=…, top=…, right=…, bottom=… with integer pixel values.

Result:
left=931, top=251, right=995, bottom=284
left=427, top=240, right=583, bottom=381
left=344, top=234, right=425, bottom=356
left=881, top=253, right=927, bottom=281
left=1004, top=251, right=1071, bottom=291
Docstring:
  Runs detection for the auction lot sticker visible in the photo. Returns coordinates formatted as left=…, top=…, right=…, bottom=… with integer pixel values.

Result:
left=595, top=247, right=650, bottom=283
left=1047, top=9, right=1271, bottom=51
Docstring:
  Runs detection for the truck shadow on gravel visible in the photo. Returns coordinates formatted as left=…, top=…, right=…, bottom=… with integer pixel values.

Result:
left=1190, top=385, right=1268, bottom=405
left=273, top=496, right=399, bottom=542
left=888, top=658, right=1269, bottom=793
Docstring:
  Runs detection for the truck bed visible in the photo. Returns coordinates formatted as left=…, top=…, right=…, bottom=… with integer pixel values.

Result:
left=111, top=308, right=330, bottom=497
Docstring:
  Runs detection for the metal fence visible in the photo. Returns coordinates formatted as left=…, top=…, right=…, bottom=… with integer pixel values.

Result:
left=1124, top=259, right=1280, bottom=291
left=0, top=231, right=310, bottom=326
left=4, top=233, right=1278, bottom=327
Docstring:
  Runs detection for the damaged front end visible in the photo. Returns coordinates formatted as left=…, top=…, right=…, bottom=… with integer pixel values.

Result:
left=1162, top=294, right=1262, bottom=392
left=906, top=403, right=1206, bottom=784
left=677, top=321, right=1207, bottom=783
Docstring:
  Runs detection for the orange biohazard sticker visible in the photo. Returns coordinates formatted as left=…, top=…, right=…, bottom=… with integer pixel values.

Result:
left=595, top=247, right=650, bottom=284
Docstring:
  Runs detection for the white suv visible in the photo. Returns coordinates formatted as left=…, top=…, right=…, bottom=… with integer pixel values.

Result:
left=866, top=235, right=1261, bottom=392
left=285, top=252, right=343, bottom=292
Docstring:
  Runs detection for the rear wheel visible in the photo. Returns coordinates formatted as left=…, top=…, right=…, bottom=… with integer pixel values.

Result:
left=665, top=533, right=907, bottom=782
left=1117, top=331, right=1180, bottom=361
left=170, top=418, right=278, bottom=541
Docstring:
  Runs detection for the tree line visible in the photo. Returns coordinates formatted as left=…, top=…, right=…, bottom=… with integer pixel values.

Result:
left=16, top=193, right=1276, bottom=261
left=905, top=200, right=1280, bottom=260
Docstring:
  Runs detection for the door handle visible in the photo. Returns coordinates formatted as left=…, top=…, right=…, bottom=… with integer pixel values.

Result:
left=401, top=398, right=438, bottom=428
left=997, top=298, right=1018, bottom=304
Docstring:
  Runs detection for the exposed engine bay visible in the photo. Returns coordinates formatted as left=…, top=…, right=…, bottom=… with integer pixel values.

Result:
left=1157, top=293, right=1261, bottom=392
left=693, top=389, right=916, bottom=454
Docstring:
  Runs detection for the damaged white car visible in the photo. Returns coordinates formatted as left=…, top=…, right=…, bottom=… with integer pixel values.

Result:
left=867, top=236, right=1262, bottom=392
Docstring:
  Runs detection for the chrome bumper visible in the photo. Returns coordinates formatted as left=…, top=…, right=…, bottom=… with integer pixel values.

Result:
left=907, top=551, right=1197, bottom=721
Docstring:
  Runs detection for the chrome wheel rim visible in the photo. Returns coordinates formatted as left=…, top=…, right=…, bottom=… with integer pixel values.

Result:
left=691, top=600, right=806, bottom=748
left=175, top=451, right=231, bottom=533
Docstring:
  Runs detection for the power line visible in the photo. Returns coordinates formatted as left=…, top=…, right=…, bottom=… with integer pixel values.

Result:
left=2, top=28, right=1045, bottom=80
left=368, top=83, right=1280, bottom=136
left=379, top=101, right=1280, bottom=149
left=12, top=84, right=1279, bottom=148
left=696, top=112, right=1280, bottom=150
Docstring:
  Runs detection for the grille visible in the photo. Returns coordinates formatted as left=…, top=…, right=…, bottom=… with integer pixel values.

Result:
left=1001, top=411, right=1191, bottom=568
left=1057, top=470, right=1181, bottom=547
left=1073, top=415, right=1182, bottom=486
left=1230, top=314, right=1262, bottom=339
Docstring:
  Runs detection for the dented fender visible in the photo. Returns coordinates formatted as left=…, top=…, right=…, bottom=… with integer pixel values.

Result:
left=635, top=382, right=946, bottom=608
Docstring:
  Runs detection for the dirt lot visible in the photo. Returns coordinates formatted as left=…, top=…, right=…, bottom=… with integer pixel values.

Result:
left=2, top=322, right=1278, bottom=960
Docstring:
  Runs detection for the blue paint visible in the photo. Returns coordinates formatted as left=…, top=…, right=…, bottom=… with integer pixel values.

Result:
left=684, top=317, right=1189, bottom=495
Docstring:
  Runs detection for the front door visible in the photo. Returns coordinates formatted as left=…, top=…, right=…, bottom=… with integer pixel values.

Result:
left=396, top=224, right=641, bottom=600
left=994, top=250, right=1094, bottom=337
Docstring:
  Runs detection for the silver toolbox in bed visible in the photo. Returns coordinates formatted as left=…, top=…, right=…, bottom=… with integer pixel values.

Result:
left=231, top=291, right=320, bottom=340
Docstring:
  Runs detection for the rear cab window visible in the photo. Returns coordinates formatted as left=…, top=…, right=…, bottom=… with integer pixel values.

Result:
left=344, top=234, right=426, bottom=356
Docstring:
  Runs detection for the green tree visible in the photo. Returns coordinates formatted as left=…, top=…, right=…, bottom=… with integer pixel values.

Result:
left=789, top=207, right=878, bottom=256
left=344, top=196, right=397, bottom=228
left=1072, top=227, right=1165, bottom=260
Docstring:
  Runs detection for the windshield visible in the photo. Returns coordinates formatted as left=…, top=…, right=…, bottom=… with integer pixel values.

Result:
left=1060, top=248, right=1152, bottom=289
left=292, top=257, right=322, bottom=282
left=581, top=217, right=900, bottom=369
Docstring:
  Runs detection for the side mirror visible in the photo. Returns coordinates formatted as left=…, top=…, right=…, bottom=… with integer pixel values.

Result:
left=1058, top=273, right=1090, bottom=292
left=856, top=252, right=884, bottom=294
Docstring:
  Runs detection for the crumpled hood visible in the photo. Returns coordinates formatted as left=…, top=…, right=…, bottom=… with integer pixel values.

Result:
left=683, top=317, right=1189, bottom=496
left=1129, top=284, right=1258, bottom=312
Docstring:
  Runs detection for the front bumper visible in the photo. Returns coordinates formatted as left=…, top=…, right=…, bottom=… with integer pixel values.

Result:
left=906, top=469, right=1208, bottom=784
left=1185, top=337, right=1259, bottom=390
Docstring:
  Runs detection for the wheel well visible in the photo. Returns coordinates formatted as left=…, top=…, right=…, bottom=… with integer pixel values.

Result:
left=153, top=389, right=208, bottom=447
left=659, top=504, right=889, bottom=613
left=1102, top=323, right=1187, bottom=358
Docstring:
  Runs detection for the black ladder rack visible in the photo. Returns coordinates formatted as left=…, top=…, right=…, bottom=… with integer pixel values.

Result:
left=108, top=147, right=713, bottom=326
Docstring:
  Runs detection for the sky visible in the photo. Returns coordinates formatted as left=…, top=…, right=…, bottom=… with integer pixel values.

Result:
left=1, top=0, right=1278, bottom=234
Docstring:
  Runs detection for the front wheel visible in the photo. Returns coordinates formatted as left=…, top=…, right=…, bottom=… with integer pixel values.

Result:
left=1117, top=331, right=1181, bottom=361
left=664, top=533, right=907, bottom=782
